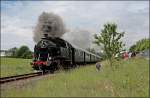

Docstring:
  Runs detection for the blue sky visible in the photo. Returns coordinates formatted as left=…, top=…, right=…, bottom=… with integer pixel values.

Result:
left=1, top=1, right=149, bottom=51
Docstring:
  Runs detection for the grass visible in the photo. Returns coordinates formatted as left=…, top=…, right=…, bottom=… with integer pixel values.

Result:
left=1, top=57, right=149, bottom=97
left=0, top=57, right=33, bottom=77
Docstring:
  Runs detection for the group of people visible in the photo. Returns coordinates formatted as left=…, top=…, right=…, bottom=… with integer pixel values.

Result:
left=123, top=51, right=137, bottom=59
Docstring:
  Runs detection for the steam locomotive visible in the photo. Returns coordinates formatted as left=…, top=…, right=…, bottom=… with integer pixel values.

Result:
left=31, top=34, right=101, bottom=72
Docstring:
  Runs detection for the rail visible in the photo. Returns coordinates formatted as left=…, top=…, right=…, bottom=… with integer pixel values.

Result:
left=0, top=72, right=45, bottom=84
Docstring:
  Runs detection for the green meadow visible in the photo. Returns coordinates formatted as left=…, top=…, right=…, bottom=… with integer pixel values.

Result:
left=0, top=57, right=33, bottom=77
left=1, top=57, right=149, bottom=97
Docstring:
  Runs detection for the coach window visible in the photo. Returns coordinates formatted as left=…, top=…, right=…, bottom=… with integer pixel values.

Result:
left=80, top=51, right=83, bottom=56
left=76, top=50, right=78, bottom=55
left=79, top=51, right=81, bottom=56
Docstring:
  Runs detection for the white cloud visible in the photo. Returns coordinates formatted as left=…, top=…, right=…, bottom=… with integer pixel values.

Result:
left=1, top=1, right=149, bottom=51
left=1, top=13, right=33, bottom=37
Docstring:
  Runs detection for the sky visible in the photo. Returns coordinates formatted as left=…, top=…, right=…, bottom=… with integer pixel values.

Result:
left=1, top=1, right=149, bottom=51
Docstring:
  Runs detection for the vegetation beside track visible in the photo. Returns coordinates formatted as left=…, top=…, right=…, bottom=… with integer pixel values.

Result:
left=0, top=57, right=33, bottom=77
left=1, top=57, right=149, bottom=97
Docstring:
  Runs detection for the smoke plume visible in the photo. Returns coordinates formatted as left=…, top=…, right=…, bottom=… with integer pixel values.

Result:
left=33, top=12, right=66, bottom=42
left=62, top=29, right=93, bottom=49
left=33, top=12, right=100, bottom=52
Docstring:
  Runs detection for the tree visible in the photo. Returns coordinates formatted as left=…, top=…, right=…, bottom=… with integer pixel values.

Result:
left=16, top=45, right=32, bottom=59
left=129, top=44, right=136, bottom=52
left=21, top=51, right=32, bottom=59
left=129, top=38, right=150, bottom=52
left=94, top=23, right=125, bottom=67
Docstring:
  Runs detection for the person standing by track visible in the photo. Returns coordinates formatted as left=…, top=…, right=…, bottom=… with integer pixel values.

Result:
left=96, top=62, right=101, bottom=71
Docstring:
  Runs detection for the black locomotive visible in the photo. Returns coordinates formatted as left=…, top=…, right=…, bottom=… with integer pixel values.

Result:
left=31, top=34, right=101, bottom=72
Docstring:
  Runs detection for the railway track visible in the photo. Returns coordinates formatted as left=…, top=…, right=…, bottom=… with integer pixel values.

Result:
left=0, top=72, right=47, bottom=84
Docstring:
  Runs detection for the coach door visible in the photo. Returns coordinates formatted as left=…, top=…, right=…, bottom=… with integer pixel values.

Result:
left=71, top=48, right=75, bottom=64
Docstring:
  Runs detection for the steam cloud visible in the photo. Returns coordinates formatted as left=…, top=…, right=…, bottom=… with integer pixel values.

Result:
left=62, top=29, right=93, bottom=49
left=33, top=12, right=66, bottom=42
left=33, top=12, right=100, bottom=52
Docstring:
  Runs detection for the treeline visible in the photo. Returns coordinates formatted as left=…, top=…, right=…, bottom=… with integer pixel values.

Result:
left=7, top=46, right=33, bottom=59
left=129, top=38, right=150, bottom=52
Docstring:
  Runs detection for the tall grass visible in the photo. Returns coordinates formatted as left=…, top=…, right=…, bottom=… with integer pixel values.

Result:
left=0, top=57, right=33, bottom=77
left=1, top=57, right=149, bottom=97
